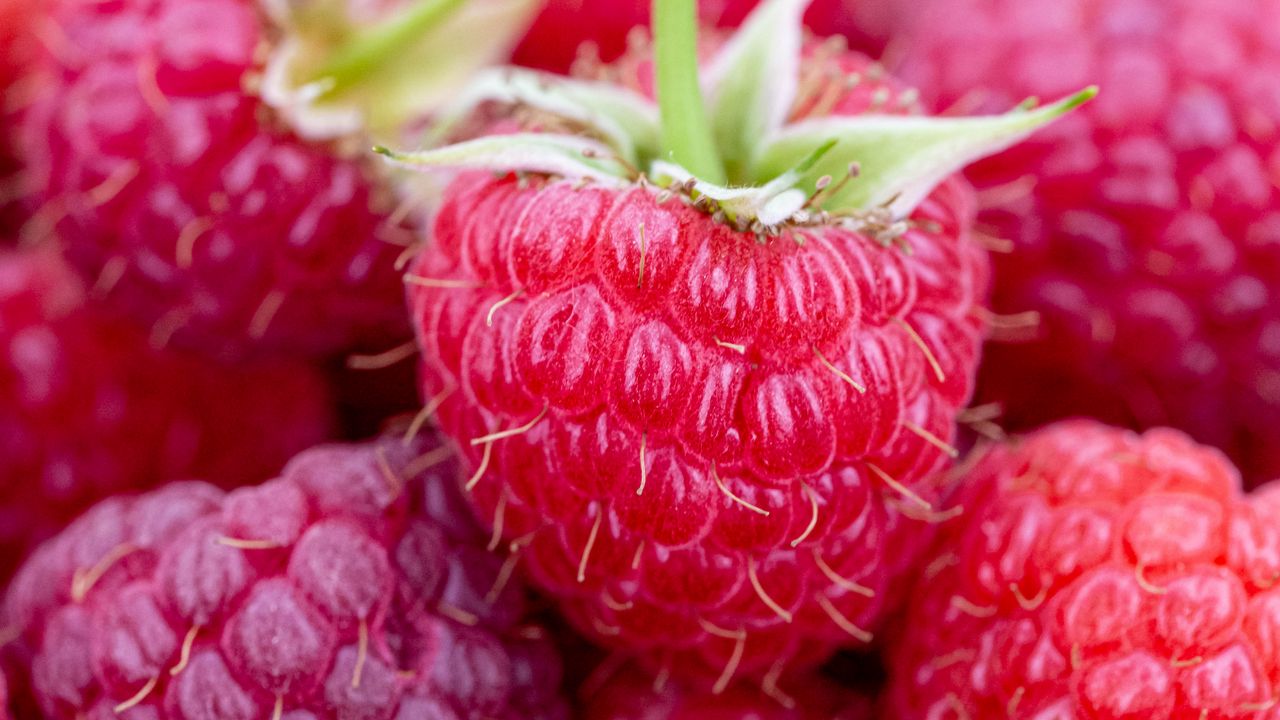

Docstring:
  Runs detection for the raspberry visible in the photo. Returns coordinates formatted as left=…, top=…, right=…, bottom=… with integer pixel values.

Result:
left=892, top=0, right=1280, bottom=485
left=0, top=246, right=333, bottom=582
left=16, top=0, right=412, bottom=361
left=2, top=436, right=568, bottom=720
left=885, top=420, right=1280, bottom=719
left=409, top=44, right=988, bottom=683
left=583, top=664, right=872, bottom=719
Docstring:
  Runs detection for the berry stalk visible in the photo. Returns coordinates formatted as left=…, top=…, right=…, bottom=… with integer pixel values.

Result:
left=653, top=0, right=726, bottom=183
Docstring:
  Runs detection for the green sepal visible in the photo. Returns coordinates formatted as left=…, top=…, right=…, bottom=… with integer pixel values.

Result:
left=703, top=0, right=809, bottom=183
left=374, top=133, right=633, bottom=183
left=425, top=68, right=661, bottom=164
left=750, top=87, right=1098, bottom=217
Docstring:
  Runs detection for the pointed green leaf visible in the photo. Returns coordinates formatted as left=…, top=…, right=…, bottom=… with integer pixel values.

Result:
left=425, top=67, right=660, bottom=164
left=375, top=133, right=633, bottom=183
left=703, top=0, right=809, bottom=183
left=751, top=87, right=1097, bottom=216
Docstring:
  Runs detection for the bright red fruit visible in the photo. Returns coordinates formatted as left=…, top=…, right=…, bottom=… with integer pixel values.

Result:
left=887, top=421, right=1280, bottom=719
left=584, top=664, right=872, bottom=719
left=408, top=46, right=988, bottom=683
left=0, top=246, right=333, bottom=583
left=894, top=0, right=1280, bottom=485
left=15, top=0, right=412, bottom=360
left=2, top=436, right=568, bottom=720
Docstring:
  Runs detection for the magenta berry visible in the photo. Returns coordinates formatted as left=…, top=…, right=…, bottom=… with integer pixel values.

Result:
left=3, top=436, right=568, bottom=720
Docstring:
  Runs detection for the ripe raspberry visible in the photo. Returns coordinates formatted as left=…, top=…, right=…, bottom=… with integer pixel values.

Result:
left=584, top=664, right=872, bottom=719
left=893, top=0, right=1280, bottom=485
left=408, top=44, right=989, bottom=684
left=2, top=436, right=568, bottom=720
left=16, top=0, right=413, bottom=360
left=886, top=420, right=1280, bottom=719
left=511, top=0, right=886, bottom=74
left=0, top=246, right=334, bottom=582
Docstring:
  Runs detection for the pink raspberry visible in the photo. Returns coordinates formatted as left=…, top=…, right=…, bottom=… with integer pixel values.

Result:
left=886, top=420, right=1280, bottom=719
left=16, top=0, right=412, bottom=361
left=409, top=44, right=987, bottom=685
left=583, top=663, right=872, bottom=719
left=2, top=435, right=568, bottom=720
left=0, top=246, right=333, bottom=582
left=893, top=0, right=1280, bottom=485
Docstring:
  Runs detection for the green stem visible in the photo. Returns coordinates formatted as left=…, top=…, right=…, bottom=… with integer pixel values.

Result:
left=653, top=0, right=725, bottom=184
left=310, top=0, right=468, bottom=96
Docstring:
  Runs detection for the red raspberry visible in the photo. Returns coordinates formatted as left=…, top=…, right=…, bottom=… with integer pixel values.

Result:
left=2, top=436, right=568, bottom=720
left=583, top=664, right=872, bottom=719
left=0, top=246, right=333, bottom=582
left=886, top=420, right=1280, bottom=719
left=16, top=0, right=412, bottom=361
left=409, top=46, right=987, bottom=684
left=892, top=0, right=1280, bottom=485
left=511, top=0, right=887, bottom=74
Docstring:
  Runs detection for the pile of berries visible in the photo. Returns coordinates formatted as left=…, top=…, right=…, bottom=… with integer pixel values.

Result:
left=2, top=0, right=1278, bottom=717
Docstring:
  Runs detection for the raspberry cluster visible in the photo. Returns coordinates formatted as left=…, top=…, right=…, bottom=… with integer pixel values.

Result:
left=2, top=436, right=568, bottom=720
left=888, top=421, right=1280, bottom=718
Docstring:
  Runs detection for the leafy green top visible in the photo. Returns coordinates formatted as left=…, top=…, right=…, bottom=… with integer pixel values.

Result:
left=377, top=0, right=1094, bottom=228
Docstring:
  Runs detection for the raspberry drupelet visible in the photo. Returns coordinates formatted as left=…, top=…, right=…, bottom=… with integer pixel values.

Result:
left=2, top=435, right=569, bottom=720
left=887, top=420, right=1280, bottom=719
left=0, top=245, right=333, bottom=583
left=15, top=0, right=535, bottom=361
left=388, top=0, right=1089, bottom=689
left=893, top=0, right=1280, bottom=486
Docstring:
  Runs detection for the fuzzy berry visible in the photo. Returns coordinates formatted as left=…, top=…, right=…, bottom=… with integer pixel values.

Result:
left=893, top=0, right=1280, bottom=485
left=2, top=435, right=568, bottom=720
left=511, top=0, right=886, bottom=74
left=584, top=664, right=872, bottom=720
left=886, top=420, right=1280, bottom=719
left=409, top=47, right=987, bottom=684
left=15, top=0, right=412, bottom=361
left=0, top=246, right=333, bottom=583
